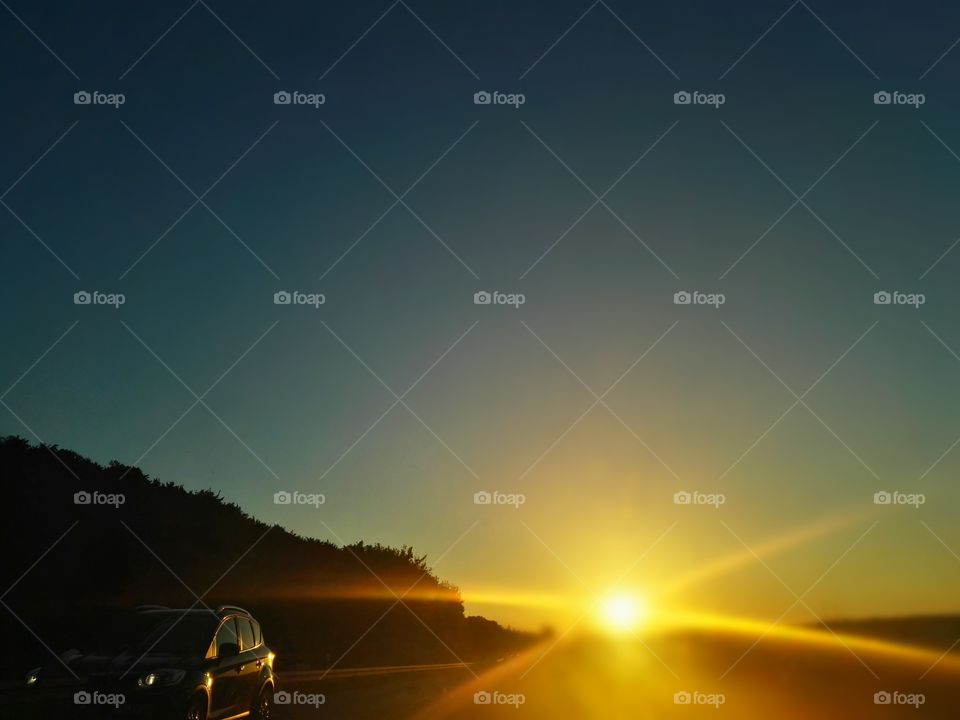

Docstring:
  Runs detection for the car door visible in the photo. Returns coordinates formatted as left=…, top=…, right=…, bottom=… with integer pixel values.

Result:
left=209, top=617, right=244, bottom=719
left=235, top=616, right=261, bottom=709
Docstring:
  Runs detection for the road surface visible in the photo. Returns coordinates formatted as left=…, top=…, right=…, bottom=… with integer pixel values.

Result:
left=277, top=630, right=960, bottom=719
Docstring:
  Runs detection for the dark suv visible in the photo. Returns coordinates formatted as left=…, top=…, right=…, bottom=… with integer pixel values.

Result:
left=22, top=605, right=276, bottom=719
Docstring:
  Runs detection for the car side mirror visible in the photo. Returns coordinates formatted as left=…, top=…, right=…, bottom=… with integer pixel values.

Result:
left=219, top=642, right=239, bottom=658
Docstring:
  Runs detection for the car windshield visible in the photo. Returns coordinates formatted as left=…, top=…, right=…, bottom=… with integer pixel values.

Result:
left=88, top=612, right=217, bottom=657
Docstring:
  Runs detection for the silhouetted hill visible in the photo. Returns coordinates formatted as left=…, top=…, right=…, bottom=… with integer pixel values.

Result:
left=812, top=616, right=960, bottom=654
left=0, top=437, right=536, bottom=674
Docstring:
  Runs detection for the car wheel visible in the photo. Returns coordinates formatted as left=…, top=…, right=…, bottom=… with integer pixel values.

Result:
left=253, top=685, right=273, bottom=719
left=185, top=695, right=207, bottom=720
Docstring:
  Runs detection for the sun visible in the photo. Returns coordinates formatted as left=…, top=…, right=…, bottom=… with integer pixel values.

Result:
left=596, top=592, right=651, bottom=634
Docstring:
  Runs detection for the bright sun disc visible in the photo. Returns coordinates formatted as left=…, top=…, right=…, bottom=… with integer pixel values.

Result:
left=597, top=592, right=650, bottom=634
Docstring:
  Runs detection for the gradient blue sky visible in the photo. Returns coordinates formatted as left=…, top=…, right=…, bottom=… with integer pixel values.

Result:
left=4, top=0, right=960, bottom=628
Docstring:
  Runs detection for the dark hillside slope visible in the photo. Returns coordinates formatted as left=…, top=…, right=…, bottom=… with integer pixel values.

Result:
left=0, top=437, right=533, bottom=674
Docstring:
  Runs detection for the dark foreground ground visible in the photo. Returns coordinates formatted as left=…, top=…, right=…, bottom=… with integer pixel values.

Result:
left=5, top=627, right=959, bottom=719
left=277, top=629, right=960, bottom=720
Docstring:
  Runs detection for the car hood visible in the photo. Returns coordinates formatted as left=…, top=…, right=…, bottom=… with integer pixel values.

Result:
left=40, top=651, right=201, bottom=682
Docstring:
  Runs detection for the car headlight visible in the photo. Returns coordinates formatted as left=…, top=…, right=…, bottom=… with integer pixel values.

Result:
left=25, top=667, right=41, bottom=686
left=136, top=669, right=186, bottom=688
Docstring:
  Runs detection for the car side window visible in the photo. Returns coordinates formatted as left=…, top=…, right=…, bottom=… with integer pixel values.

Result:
left=250, top=619, right=262, bottom=646
left=238, top=617, right=255, bottom=650
left=215, top=617, right=239, bottom=657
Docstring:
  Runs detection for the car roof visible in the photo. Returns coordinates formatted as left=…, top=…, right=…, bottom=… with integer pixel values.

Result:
left=135, top=605, right=254, bottom=619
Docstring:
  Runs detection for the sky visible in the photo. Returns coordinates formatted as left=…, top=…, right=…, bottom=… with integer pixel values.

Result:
left=3, top=0, right=960, bottom=631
